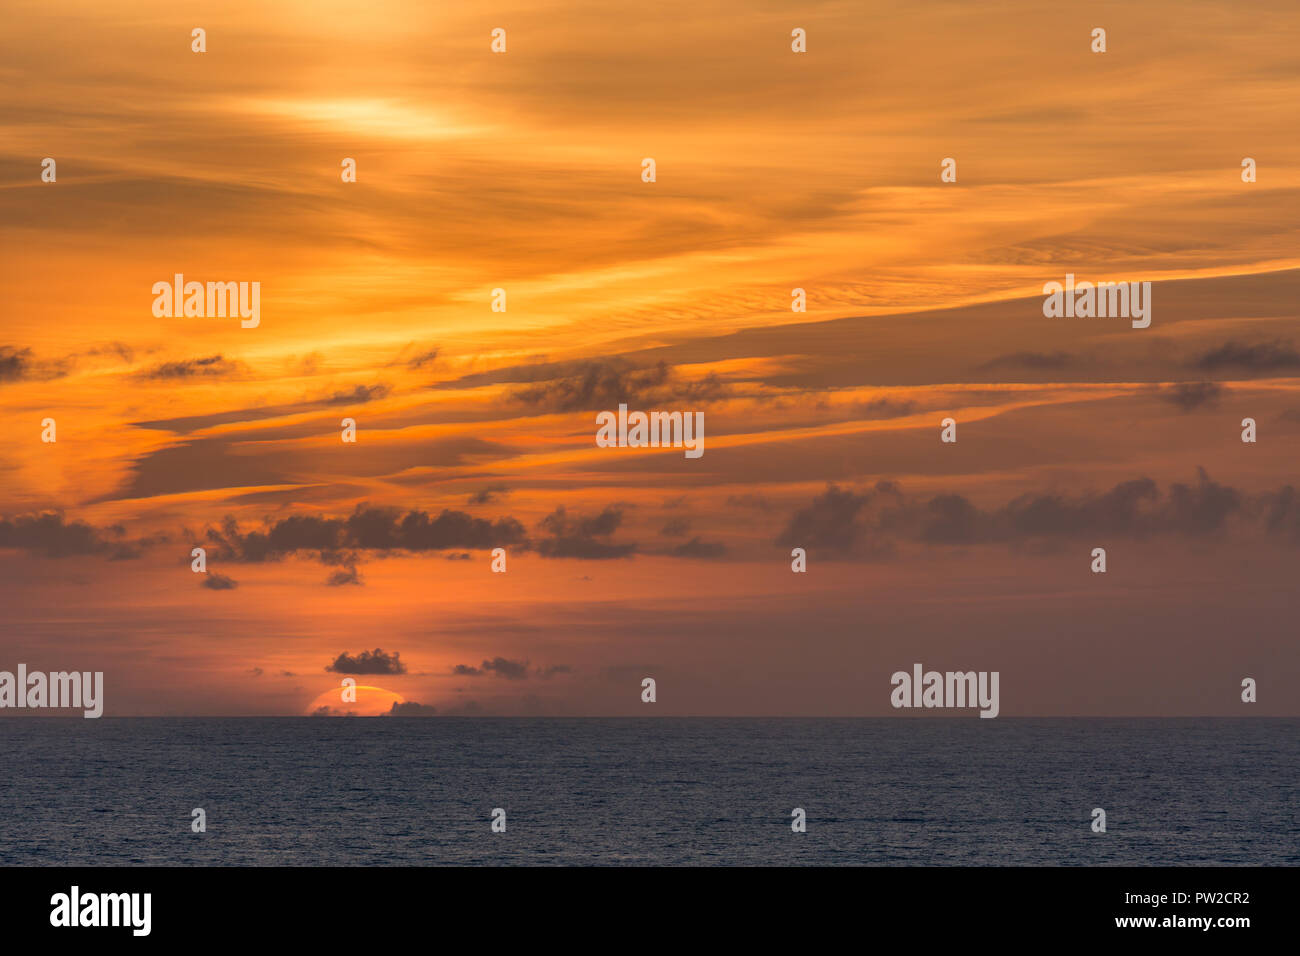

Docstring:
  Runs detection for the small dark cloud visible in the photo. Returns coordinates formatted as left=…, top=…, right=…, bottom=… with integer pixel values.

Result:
left=201, top=571, right=238, bottom=590
left=1194, top=340, right=1300, bottom=373
left=325, top=564, right=361, bottom=586
left=311, top=705, right=357, bottom=717
left=325, top=648, right=407, bottom=675
left=279, top=670, right=297, bottom=677
left=1163, top=382, right=1222, bottom=411
left=321, top=550, right=361, bottom=586
left=452, top=657, right=531, bottom=680
left=386, top=700, right=438, bottom=716
left=513, top=359, right=672, bottom=411
left=0, top=347, right=34, bottom=381
left=406, top=349, right=439, bottom=370
left=536, top=506, right=635, bottom=559
left=249, top=667, right=263, bottom=677
left=508, top=360, right=728, bottom=413
left=80, top=342, right=135, bottom=364
left=776, top=483, right=883, bottom=553
left=0, top=511, right=135, bottom=558
left=537, top=665, right=572, bottom=679
left=468, top=486, right=509, bottom=505
left=325, top=383, right=390, bottom=405
left=137, top=355, right=241, bottom=380
left=483, top=657, right=529, bottom=680
left=0, top=346, right=71, bottom=383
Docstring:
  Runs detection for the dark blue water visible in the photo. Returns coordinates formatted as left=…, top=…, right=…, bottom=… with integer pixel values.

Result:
left=0, top=718, right=1295, bottom=865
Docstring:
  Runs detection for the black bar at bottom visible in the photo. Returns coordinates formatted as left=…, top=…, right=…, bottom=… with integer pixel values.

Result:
left=0, top=865, right=1281, bottom=942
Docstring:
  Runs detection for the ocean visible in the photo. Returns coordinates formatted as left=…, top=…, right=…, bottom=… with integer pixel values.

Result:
left=1, top=717, right=1295, bottom=865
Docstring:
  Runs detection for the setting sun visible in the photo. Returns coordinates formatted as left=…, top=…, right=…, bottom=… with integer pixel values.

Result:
left=306, top=685, right=405, bottom=717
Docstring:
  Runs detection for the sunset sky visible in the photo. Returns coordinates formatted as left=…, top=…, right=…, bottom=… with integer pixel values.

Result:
left=2, top=0, right=1299, bottom=715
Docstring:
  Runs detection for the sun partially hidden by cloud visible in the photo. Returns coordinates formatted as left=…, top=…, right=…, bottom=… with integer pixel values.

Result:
left=307, top=685, right=405, bottom=717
